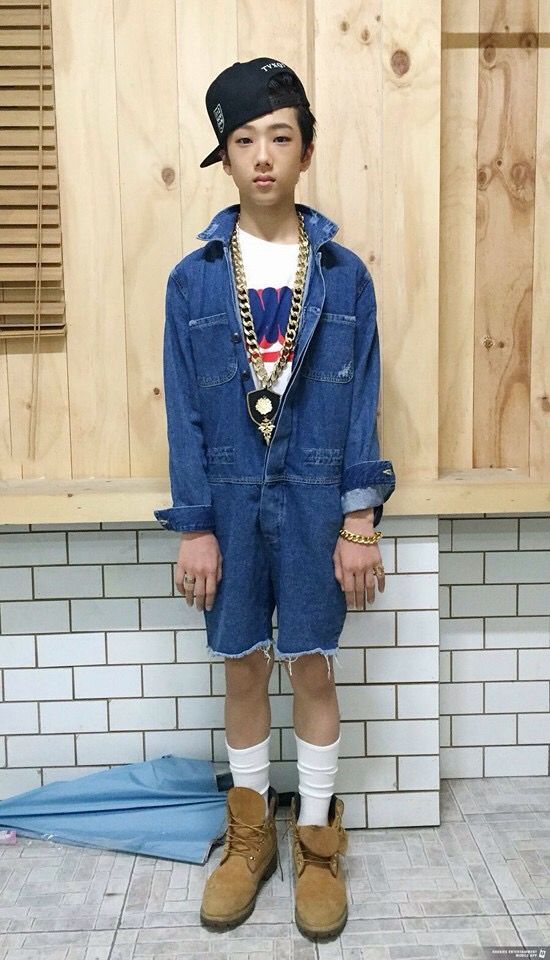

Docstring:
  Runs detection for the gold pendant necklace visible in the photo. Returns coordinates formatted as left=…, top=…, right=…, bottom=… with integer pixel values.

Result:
left=230, top=210, right=309, bottom=444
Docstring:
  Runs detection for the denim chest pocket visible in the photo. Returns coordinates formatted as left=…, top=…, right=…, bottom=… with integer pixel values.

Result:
left=188, top=312, right=238, bottom=386
left=301, top=312, right=356, bottom=382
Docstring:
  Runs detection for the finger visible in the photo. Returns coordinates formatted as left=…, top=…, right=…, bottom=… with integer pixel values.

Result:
left=376, top=564, right=385, bottom=592
left=333, top=550, right=343, bottom=589
left=193, top=576, right=206, bottom=612
left=365, top=566, right=377, bottom=605
left=354, top=571, right=366, bottom=611
left=342, top=570, right=356, bottom=610
left=205, top=571, right=217, bottom=612
left=182, top=573, right=196, bottom=606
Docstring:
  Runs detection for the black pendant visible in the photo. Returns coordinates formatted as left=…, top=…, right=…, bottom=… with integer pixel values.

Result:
left=246, top=388, right=281, bottom=444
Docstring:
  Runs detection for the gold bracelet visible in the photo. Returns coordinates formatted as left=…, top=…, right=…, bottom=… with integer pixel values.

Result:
left=339, top=527, right=383, bottom=545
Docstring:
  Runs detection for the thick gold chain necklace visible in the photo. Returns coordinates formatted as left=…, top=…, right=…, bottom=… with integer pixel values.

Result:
left=229, top=210, right=309, bottom=444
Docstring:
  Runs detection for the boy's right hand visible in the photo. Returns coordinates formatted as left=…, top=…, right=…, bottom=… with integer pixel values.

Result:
left=175, top=531, right=222, bottom=613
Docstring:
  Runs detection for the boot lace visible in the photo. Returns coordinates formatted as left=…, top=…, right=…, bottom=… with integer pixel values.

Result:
left=224, top=816, right=268, bottom=860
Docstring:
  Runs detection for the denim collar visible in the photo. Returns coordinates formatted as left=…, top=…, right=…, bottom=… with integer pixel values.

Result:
left=196, top=202, right=339, bottom=253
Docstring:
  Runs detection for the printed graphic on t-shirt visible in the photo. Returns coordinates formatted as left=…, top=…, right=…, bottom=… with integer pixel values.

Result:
left=246, top=285, right=295, bottom=366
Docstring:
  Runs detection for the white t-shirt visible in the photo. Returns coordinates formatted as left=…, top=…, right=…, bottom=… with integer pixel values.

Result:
left=236, top=226, right=301, bottom=396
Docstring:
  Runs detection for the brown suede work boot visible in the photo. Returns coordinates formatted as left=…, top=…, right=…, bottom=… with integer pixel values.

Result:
left=289, top=792, right=349, bottom=941
left=200, top=785, right=279, bottom=931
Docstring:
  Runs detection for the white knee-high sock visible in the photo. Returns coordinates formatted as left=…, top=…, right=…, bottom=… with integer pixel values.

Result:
left=295, top=732, right=340, bottom=826
left=225, top=732, right=271, bottom=815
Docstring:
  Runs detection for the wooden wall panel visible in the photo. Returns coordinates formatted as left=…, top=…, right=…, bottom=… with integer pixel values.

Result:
left=1, top=0, right=548, bottom=522
left=475, top=0, right=538, bottom=469
left=532, top=0, right=550, bottom=480
left=381, top=1, right=441, bottom=478
left=314, top=2, right=381, bottom=292
left=52, top=0, right=129, bottom=478
left=113, top=0, right=183, bottom=480
left=439, top=0, right=479, bottom=472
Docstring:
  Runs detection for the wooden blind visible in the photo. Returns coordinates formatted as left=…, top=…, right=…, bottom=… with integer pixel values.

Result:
left=0, top=0, right=65, bottom=340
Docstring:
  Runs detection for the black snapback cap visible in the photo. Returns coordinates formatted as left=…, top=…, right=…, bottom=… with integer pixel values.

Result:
left=200, top=57, right=310, bottom=169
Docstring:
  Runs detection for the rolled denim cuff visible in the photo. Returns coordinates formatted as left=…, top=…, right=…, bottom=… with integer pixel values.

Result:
left=341, top=485, right=386, bottom=514
left=341, top=488, right=385, bottom=529
left=153, top=504, right=215, bottom=533
left=340, top=460, right=396, bottom=529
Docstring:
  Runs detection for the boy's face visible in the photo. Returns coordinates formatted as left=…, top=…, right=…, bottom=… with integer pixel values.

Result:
left=219, top=106, right=313, bottom=204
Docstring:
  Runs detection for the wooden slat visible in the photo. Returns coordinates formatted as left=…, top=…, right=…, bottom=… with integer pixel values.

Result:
left=440, top=0, right=479, bottom=471
left=382, top=0, right=441, bottom=484
left=0, top=226, right=60, bottom=241
left=1, top=207, right=58, bottom=224
left=0, top=328, right=65, bottom=340
left=0, top=7, right=50, bottom=25
left=0, top=265, right=61, bottom=280
left=0, top=28, right=51, bottom=46
left=0, top=88, right=54, bottom=107
left=0, top=187, right=59, bottom=203
left=0, top=128, right=55, bottom=146
left=0, top=148, right=57, bottom=166
left=0, top=168, right=57, bottom=185
left=0, top=108, right=54, bottom=126
left=52, top=0, right=129, bottom=478
left=0, top=67, right=52, bottom=85
left=531, top=0, right=550, bottom=480
left=0, top=301, right=63, bottom=314
left=1, top=247, right=61, bottom=263
left=0, top=47, right=52, bottom=65
left=474, top=0, right=538, bottom=469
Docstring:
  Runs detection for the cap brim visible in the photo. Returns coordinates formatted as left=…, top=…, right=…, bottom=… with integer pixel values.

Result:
left=199, top=144, right=223, bottom=168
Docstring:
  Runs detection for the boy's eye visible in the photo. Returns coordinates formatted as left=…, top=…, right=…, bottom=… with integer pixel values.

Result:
left=235, top=136, right=290, bottom=144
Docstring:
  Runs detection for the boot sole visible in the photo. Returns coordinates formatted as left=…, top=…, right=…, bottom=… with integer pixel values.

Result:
left=200, top=846, right=279, bottom=932
left=295, top=904, right=348, bottom=942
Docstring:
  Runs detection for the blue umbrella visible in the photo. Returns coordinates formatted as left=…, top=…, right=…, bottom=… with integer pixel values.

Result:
left=0, top=755, right=229, bottom=864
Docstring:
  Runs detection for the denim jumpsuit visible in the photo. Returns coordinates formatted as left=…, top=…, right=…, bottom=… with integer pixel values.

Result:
left=154, top=203, right=396, bottom=676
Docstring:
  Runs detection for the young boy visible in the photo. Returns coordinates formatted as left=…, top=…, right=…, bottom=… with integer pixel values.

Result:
left=154, top=57, right=396, bottom=942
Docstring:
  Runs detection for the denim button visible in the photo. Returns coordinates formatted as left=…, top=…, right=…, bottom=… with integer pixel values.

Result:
left=231, top=332, right=241, bottom=342
left=241, top=370, right=250, bottom=379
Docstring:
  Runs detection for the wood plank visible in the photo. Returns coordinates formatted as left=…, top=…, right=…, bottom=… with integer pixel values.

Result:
left=0, top=168, right=58, bottom=186
left=0, top=128, right=56, bottom=147
left=0, top=28, right=52, bottom=46
left=531, top=0, right=550, bottom=480
left=0, top=264, right=61, bottom=280
left=439, top=0, right=479, bottom=471
left=0, top=472, right=549, bottom=525
left=114, top=0, right=185, bottom=482
left=0, top=88, right=54, bottom=107
left=51, top=0, right=129, bottom=477
left=0, top=68, right=53, bottom=86
left=382, top=0, right=441, bottom=481
left=0, top=108, right=55, bottom=125
left=0, top=226, right=60, bottom=241
left=474, top=0, right=538, bottom=468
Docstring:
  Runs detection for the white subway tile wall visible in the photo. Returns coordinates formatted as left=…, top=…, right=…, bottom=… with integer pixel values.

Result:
left=439, top=514, right=550, bottom=779
left=0, top=518, right=440, bottom=829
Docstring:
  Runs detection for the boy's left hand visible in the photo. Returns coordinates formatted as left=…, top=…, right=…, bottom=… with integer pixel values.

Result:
left=333, top=537, right=385, bottom=610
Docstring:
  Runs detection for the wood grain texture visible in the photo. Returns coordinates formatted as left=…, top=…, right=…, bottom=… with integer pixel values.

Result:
left=1, top=0, right=549, bottom=519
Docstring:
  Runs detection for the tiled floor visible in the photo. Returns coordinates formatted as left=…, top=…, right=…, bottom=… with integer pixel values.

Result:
left=0, top=777, right=549, bottom=958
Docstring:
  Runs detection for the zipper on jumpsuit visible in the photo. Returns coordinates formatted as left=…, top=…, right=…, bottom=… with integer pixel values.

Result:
left=223, top=240, right=326, bottom=484
left=222, top=241, right=340, bottom=681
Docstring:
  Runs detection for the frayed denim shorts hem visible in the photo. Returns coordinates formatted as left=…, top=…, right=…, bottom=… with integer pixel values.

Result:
left=204, top=636, right=341, bottom=679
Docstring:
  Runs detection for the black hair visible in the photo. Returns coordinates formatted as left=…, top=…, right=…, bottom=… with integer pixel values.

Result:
left=219, top=70, right=317, bottom=162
